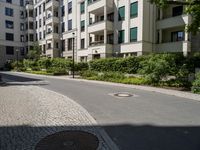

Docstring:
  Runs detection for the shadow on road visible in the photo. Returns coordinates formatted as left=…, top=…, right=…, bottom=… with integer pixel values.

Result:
left=0, top=72, right=48, bottom=86
left=0, top=124, right=200, bottom=150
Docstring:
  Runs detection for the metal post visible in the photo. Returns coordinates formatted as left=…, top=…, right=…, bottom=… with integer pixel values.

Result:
left=16, top=49, right=19, bottom=71
left=72, top=33, right=75, bottom=78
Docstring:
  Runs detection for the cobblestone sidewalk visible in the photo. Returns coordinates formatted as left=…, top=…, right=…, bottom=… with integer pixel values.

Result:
left=0, top=85, right=110, bottom=150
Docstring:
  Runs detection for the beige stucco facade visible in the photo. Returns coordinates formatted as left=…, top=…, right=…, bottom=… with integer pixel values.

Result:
left=0, top=0, right=199, bottom=68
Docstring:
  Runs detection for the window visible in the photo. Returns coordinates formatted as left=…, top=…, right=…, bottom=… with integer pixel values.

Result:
left=68, top=2, right=72, bottom=14
left=43, top=17, right=45, bottom=25
left=81, top=20, right=85, bottom=32
left=68, top=38, right=73, bottom=51
left=80, top=2, right=85, bottom=14
left=43, top=3, right=45, bottom=12
left=62, top=22, right=65, bottom=32
left=81, top=39, right=85, bottom=49
left=61, top=6, right=65, bottom=17
left=39, top=32, right=42, bottom=40
left=35, top=21, right=38, bottom=29
left=171, top=31, right=184, bottom=42
left=20, top=47, right=25, bottom=56
left=6, top=0, right=12, bottom=3
left=35, top=8, right=37, bottom=17
left=68, top=19, right=72, bottom=31
left=172, top=6, right=183, bottom=17
left=20, top=0, right=24, bottom=6
left=29, top=34, right=34, bottom=42
left=20, top=35, right=24, bottom=42
left=6, top=46, right=14, bottom=55
left=43, top=31, right=45, bottom=38
left=20, top=11, right=24, bottom=19
left=118, top=6, right=125, bottom=21
left=39, top=19, right=41, bottom=27
left=39, top=5, right=41, bottom=15
left=6, top=33, right=14, bottom=41
left=5, top=20, right=14, bottom=29
left=5, top=8, right=13, bottom=16
left=20, top=23, right=24, bottom=31
left=118, top=30, right=125, bottom=44
left=130, top=2, right=138, bottom=18
left=130, top=27, right=137, bottom=42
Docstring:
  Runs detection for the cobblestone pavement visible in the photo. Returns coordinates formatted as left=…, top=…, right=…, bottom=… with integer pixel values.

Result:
left=0, top=85, right=110, bottom=150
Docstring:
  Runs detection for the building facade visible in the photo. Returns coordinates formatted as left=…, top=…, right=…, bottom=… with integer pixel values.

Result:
left=0, top=0, right=200, bottom=68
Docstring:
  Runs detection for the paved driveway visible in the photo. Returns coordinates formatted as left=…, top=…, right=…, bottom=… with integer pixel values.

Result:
left=1, top=72, right=200, bottom=150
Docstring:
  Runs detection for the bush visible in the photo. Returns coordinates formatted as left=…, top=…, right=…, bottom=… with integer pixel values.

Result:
left=192, top=73, right=200, bottom=94
left=89, top=57, right=140, bottom=74
left=11, top=61, right=26, bottom=71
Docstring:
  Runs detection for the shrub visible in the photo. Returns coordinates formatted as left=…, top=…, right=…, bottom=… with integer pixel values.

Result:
left=121, top=77, right=147, bottom=85
left=89, top=57, right=140, bottom=74
left=37, top=57, right=52, bottom=69
left=192, top=73, right=200, bottom=94
left=11, top=61, right=26, bottom=71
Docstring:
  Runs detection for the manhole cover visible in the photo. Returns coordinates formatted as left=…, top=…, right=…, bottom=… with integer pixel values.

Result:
left=35, top=131, right=99, bottom=150
left=109, top=92, right=137, bottom=98
left=114, top=92, right=133, bottom=97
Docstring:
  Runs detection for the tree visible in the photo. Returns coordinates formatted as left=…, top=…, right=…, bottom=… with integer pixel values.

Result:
left=27, top=42, right=42, bottom=60
left=150, top=0, right=200, bottom=34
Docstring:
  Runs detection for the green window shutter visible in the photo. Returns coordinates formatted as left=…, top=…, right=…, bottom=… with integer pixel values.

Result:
left=118, top=6, right=125, bottom=21
left=130, top=2, right=138, bottom=18
left=118, top=30, right=125, bottom=44
left=80, top=2, right=85, bottom=14
left=130, top=27, right=137, bottom=42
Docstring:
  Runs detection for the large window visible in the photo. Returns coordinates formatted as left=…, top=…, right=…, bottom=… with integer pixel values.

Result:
left=130, top=2, right=138, bottom=18
left=6, top=46, right=14, bottom=55
left=118, top=30, right=125, bottom=44
left=20, top=0, right=24, bottom=6
left=130, top=27, right=138, bottom=42
left=5, top=8, right=13, bottom=16
left=80, top=2, right=85, bottom=14
left=6, top=33, right=14, bottom=41
left=68, top=2, right=72, bottom=14
left=5, top=20, right=14, bottom=29
left=118, top=6, right=125, bottom=21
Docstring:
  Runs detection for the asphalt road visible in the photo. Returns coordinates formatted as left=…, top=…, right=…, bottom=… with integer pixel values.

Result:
left=1, top=72, right=200, bottom=150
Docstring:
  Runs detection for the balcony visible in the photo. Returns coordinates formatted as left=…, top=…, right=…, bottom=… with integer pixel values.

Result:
left=46, top=31, right=59, bottom=40
left=156, top=15, right=191, bottom=30
left=46, top=16, right=59, bottom=25
left=88, top=21, right=113, bottom=33
left=155, top=41, right=191, bottom=53
left=88, top=0, right=113, bottom=12
left=46, top=0, right=59, bottom=10
left=88, top=44, right=113, bottom=54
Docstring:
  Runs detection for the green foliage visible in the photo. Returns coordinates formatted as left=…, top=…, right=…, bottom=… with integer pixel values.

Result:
left=11, top=61, right=26, bottom=71
left=27, top=42, right=42, bottom=60
left=192, top=73, right=200, bottom=93
left=89, top=57, right=139, bottom=74
left=138, top=54, right=175, bottom=84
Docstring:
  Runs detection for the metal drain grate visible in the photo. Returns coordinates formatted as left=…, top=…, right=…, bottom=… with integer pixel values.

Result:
left=35, top=131, right=99, bottom=150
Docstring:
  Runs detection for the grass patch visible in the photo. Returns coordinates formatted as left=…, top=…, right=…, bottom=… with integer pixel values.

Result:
left=25, top=70, right=54, bottom=76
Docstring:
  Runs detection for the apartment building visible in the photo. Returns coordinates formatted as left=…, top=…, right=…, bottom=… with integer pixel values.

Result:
left=0, top=0, right=199, bottom=68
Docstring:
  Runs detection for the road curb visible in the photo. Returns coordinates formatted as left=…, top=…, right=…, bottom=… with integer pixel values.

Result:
left=9, top=71, right=200, bottom=102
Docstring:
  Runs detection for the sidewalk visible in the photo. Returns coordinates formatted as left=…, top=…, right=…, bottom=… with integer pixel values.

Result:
left=13, top=71, right=200, bottom=102
left=0, top=85, right=111, bottom=150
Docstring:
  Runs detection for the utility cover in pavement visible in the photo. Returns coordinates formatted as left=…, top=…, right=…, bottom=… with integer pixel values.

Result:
left=35, top=131, right=99, bottom=150
left=111, top=92, right=134, bottom=98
